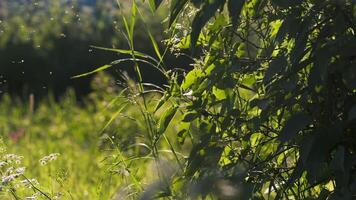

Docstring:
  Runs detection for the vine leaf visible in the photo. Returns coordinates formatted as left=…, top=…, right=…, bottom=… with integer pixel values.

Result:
left=158, top=106, right=178, bottom=134
left=279, top=113, right=311, bottom=142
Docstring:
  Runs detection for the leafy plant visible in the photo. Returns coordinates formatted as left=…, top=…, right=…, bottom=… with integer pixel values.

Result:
left=100, top=0, right=356, bottom=199
left=71, top=0, right=356, bottom=199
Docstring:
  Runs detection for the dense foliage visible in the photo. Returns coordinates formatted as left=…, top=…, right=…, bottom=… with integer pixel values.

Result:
left=99, top=0, right=356, bottom=199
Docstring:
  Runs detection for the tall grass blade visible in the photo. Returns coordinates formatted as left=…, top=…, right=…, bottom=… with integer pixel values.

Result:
left=71, top=65, right=111, bottom=78
left=90, top=45, right=157, bottom=62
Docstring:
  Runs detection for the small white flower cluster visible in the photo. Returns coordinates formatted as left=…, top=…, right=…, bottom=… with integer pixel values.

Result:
left=25, top=192, right=40, bottom=199
left=0, top=161, right=7, bottom=167
left=0, top=141, right=45, bottom=198
left=3, top=154, right=23, bottom=164
left=0, top=152, right=40, bottom=199
left=0, top=154, right=26, bottom=186
left=1, top=167, right=25, bottom=185
left=39, top=153, right=60, bottom=166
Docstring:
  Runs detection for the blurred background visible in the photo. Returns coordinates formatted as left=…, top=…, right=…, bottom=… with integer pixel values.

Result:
left=0, top=0, right=191, bottom=101
left=0, top=2, right=191, bottom=198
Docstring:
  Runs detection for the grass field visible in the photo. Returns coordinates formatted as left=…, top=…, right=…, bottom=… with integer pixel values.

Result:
left=0, top=73, right=181, bottom=199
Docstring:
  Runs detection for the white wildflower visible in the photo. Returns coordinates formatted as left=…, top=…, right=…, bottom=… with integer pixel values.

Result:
left=15, top=167, right=26, bottom=174
left=2, top=174, right=18, bottom=185
left=39, top=153, right=60, bottom=166
left=3, top=154, right=23, bottom=164
left=0, top=161, right=7, bottom=167
left=5, top=167, right=14, bottom=174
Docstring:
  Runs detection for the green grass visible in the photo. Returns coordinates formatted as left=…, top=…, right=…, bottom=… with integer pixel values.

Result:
left=1, top=96, right=118, bottom=199
left=0, top=73, right=187, bottom=200
left=0, top=73, right=189, bottom=200
left=0, top=74, right=140, bottom=199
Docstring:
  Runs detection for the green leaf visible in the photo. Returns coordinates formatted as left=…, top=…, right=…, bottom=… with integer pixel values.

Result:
left=158, top=106, right=178, bottom=134
left=149, top=0, right=163, bottom=11
left=181, top=68, right=203, bottom=90
left=71, top=65, right=112, bottom=78
left=273, top=19, right=288, bottom=45
left=177, top=129, right=188, bottom=145
left=177, top=122, right=190, bottom=145
left=147, top=29, right=163, bottom=61
left=348, top=104, right=356, bottom=121
left=90, top=45, right=152, bottom=60
left=154, top=94, right=169, bottom=113
left=182, top=112, right=199, bottom=122
left=169, top=0, right=188, bottom=27
left=194, top=79, right=210, bottom=95
left=279, top=113, right=311, bottom=143
left=213, top=87, right=227, bottom=100
left=129, top=1, right=137, bottom=44
left=269, top=19, right=283, bottom=38
left=72, top=57, right=146, bottom=79
left=190, top=0, right=225, bottom=50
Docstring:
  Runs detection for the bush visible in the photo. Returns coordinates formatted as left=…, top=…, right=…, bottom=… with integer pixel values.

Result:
left=101, top=0, right=356, bottom=199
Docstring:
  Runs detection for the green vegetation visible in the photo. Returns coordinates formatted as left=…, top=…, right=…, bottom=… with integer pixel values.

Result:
left=0, top=73, right=132, bottom=199
left=133, top=0, right=356, bottom=199
left=0, top=72, right=185, bottom=199
left=1, top=0, right=356, bottom=199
